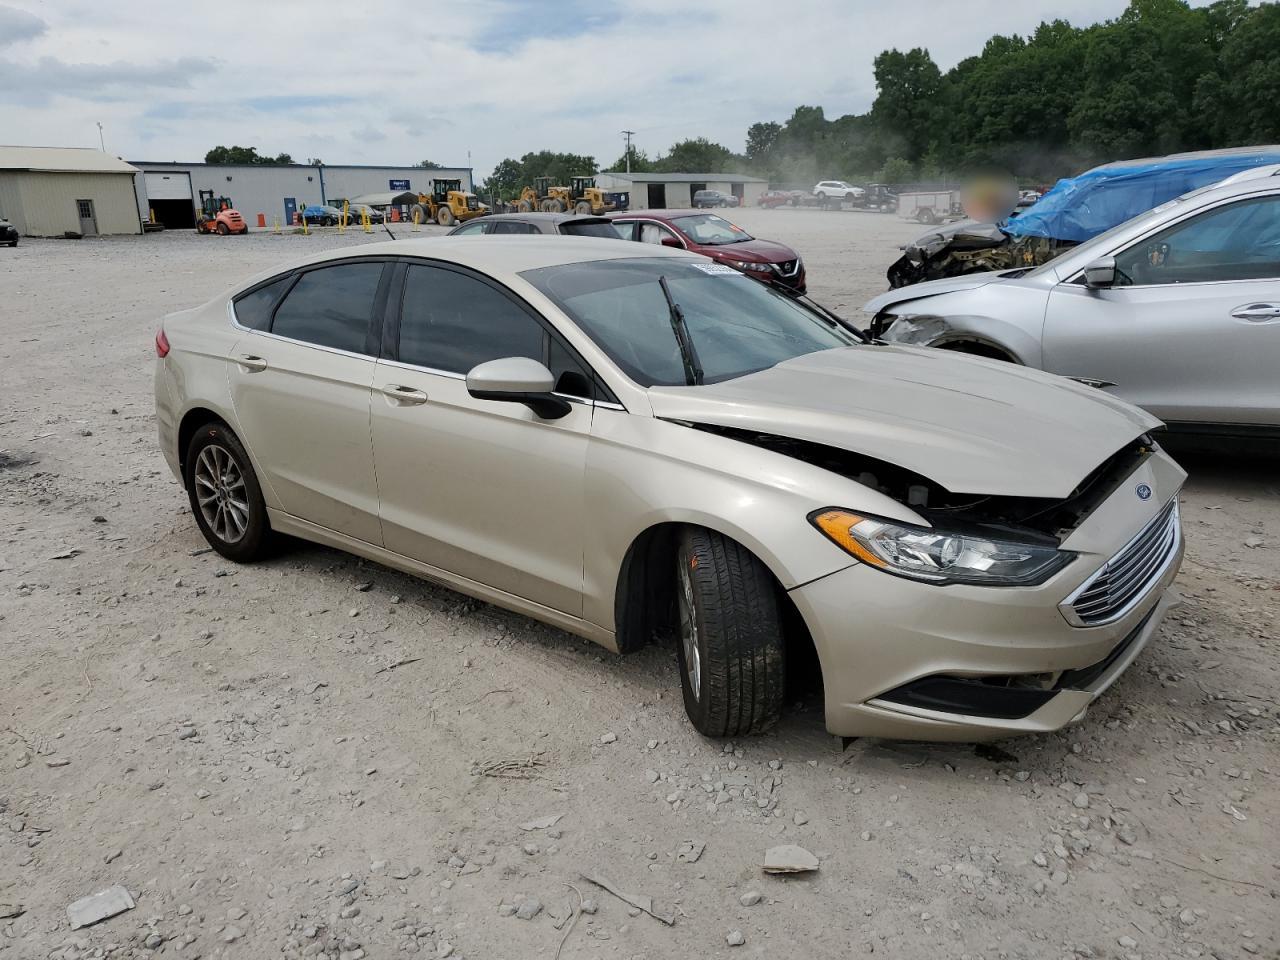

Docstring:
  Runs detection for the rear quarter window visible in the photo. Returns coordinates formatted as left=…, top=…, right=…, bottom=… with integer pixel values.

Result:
left=233, top=276, right=291, bottom=331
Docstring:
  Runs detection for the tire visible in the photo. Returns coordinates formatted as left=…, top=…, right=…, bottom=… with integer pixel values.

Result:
left=518, top=200, right=533, bottom=213
left=675, top=527, right=785, bottom=737
left=575, top=200, right=592, bottom=215
left=184, top=422, right=271, bottom=562
left=216, top=222, right=230, bottom=235
left=411, top=204, right=429, bottom=225
left=436, top=206, right=455, bottom=226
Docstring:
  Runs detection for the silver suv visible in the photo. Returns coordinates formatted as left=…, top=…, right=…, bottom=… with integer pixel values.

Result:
left=865, top=165, right=1280, bottom=438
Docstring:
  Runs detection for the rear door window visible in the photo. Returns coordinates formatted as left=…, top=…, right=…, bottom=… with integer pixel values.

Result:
left=270, top=262, right=385, bottom=353
left=398, top=265, right=545, bottom=373
left=233, top=276, right=291, bottom=331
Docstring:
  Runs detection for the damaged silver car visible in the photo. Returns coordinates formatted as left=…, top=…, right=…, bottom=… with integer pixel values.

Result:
left=868, top=163, right=1280, bottom=439
left=888, top=146, right=1280, bottom=288
left=156, top=237, right=1185, bottom=742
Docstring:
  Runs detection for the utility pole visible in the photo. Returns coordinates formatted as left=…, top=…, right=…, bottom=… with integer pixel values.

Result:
left=96, top=122, right=105, bottom=152
left=621, top=130, right=635, bottom=173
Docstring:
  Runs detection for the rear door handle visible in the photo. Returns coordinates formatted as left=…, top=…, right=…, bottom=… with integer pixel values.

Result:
left=381, top=384, right=428, bottom=405
left=1230, top=302, right=1280, bottom=322
left=237, top=354, right=268, bottom=372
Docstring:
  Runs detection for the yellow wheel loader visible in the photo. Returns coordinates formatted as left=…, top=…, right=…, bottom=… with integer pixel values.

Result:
left=410, top=179, right=487, bottom=227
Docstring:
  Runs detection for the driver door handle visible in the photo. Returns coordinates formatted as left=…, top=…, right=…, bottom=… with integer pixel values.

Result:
left=1231, top=302, right=1280, bottom=322
left=237, top=354, right=268, bottom=372
left=382, top=384, right=428, bottom=405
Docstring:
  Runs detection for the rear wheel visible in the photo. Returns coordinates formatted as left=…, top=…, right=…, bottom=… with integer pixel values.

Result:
left=216, top=221, right=230, bottom=235
left=575, top=200, right=592, bottom=215
left=436, top=206, right=455, bottom=226
left=518, top=199, right=533, bottom=213
left=675, top=527, right=785, bottom=737
left=184, top=423, right=271, bottom=562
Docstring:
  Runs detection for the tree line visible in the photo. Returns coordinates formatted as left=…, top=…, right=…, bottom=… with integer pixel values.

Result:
left=479, top=0, right=1279, bottom=192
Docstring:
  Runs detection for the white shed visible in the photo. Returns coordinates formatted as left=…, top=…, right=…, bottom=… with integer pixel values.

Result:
left=594, top=172, right=769, bottom=210
left=0, top=146, right=142, bottom=236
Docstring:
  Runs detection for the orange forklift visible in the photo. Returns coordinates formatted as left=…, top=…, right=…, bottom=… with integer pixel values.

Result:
left=195, top=190, right=248, bottom=235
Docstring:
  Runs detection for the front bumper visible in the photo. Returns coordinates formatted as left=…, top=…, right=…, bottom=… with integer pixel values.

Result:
left=789, top=453, right=1185, bottom=741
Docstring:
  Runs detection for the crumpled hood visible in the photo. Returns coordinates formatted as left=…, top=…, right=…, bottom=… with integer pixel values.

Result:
left=864, top=273, right=1005, bottom=314
left=647, top=345, right=1162, bottom=499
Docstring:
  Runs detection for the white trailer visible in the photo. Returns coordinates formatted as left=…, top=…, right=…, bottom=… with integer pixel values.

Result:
left=897, top=190, right=961, bottom=225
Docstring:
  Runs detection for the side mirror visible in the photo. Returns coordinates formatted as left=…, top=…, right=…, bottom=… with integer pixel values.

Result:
left=466, top=357, right=570, bottom=420
left=660, top=236, right=682, bottom=249
left=1083, top=256, right=1116, bottom=289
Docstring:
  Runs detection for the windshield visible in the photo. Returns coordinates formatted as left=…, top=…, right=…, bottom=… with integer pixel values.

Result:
left=560, top=221, right=621, bottom=239
left=521, top=258, right=856, bottom=387
left=670, top=214, right=752, bottom=245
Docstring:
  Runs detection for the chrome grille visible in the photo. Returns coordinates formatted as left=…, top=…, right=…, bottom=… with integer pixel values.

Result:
left=1065, top=499, right=1180, bottom=627
left=771, top=259, right=800, bottom=278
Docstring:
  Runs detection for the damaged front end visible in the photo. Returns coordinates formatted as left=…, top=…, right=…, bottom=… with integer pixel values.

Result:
left=689, top=422, right=1155, bottom=547
left=887, top=221, right=1072, bottom=288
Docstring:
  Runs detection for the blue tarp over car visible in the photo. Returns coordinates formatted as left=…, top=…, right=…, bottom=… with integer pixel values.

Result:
left=1003, top=149, right=1280, bottom=243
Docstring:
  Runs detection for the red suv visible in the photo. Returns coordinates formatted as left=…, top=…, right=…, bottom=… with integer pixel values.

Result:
left=608, top=210, right=806, bottom=294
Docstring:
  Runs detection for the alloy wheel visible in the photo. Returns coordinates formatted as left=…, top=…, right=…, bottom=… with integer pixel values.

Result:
left=193, top=443, right=249, bottom=544
left=678, top=558, right=702, bottom=701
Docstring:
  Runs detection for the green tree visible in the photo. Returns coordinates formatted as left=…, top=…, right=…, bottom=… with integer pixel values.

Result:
left=415, top=160, right=444, bottom=168
left=745, top=121, right=781, bottom=162
left=875, top=156, right=915, bottom=184
left=204, top=145, right=293, bottom=165
left=1193, top=2, right=1280, bottom=143
left=478, top=151, right=598, bottom=198
left=654, top=138, right=739, bottom=173
left=871, top=49, right=942, bottom=160
left=604, top=149, right=654, bottom=172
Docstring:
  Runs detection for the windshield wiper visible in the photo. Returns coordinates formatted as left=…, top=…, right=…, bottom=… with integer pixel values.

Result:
left=785, top=291, right=871, bottom=343
left=659, top=276, right=704, bottom=385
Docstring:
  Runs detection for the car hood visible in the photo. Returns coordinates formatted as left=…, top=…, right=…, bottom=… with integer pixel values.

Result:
left=703, top=238, right=797, bottom=263
left=647, top=345, right=1161, bottom=498
left=863, top=272, right=1008, bottom=313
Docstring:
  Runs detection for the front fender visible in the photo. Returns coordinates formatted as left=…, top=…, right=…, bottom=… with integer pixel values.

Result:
left=581, top=412, right=924, bottom=632
left=881, top=310, right=1044, bottom=368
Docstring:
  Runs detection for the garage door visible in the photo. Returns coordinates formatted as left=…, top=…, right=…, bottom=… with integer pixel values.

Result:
left=145, top=172, right=192, bottom=200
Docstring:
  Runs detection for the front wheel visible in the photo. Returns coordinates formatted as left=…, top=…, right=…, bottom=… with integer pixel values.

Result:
left=185, top=423, right=272, bottom=562
left=676, top=527, right=785, bottom=737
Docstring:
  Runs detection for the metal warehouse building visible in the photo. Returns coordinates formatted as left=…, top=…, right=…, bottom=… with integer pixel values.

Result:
left=0, top=146, right=143, bottom=236
left=131, top=161, right=473, bottom=229
left=594, top=171, right=768, bottom=210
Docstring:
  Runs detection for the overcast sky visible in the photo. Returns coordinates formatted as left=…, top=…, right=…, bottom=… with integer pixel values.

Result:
left=1, top=0, right=1174, bottom=178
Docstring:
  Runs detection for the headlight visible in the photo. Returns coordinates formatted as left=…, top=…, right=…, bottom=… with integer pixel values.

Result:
left=810, top=509, right=1073, bottom=586
left=880, top=314, right=949, bottom=344
left=727, top=259, right=772, bottom=273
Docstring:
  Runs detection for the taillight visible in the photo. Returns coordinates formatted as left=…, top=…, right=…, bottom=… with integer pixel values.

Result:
left=155, top=328, right=170, bottom=358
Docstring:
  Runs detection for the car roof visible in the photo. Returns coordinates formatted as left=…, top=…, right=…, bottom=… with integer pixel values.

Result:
left=476, top=212, right=608, bottom=224
left=609, top=209, right=717, bottom=221
left=244, top=235, right=699, bottom=282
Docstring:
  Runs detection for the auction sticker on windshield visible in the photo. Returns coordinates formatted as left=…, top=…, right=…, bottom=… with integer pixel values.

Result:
left=692, top=263, right=745, bottom=275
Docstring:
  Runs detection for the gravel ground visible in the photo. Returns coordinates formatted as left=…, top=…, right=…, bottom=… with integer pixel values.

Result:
left=1, top=210, right=1277, bottom=960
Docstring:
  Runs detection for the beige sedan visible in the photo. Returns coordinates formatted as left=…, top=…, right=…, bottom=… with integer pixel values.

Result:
left=155, top=237, right=1185, bottom=741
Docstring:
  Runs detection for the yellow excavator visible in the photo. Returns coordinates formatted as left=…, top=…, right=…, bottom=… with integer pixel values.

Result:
left=410, top=179, right=487, bottom=226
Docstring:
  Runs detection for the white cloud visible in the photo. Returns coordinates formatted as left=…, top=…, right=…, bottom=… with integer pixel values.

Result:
left=0, top=0, right=1160, bottom=176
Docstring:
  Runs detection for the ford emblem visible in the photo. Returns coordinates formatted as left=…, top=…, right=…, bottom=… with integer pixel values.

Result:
left=1135, top=483, right=1152, bottom=501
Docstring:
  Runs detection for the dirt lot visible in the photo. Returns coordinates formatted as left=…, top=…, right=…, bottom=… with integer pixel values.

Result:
left=2, top=210, right=1277, bottom=960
